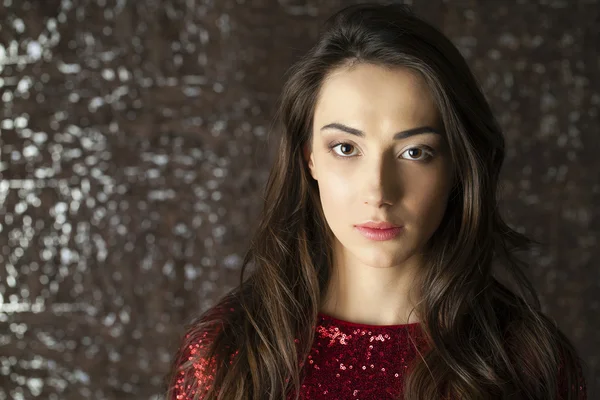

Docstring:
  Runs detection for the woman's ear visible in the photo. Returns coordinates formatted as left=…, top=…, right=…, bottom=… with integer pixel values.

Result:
left=303, top=142, right=317, bottom=181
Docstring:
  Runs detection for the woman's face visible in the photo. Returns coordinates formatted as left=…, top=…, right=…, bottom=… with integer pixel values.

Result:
left=304, top=63, right=454, bottom=269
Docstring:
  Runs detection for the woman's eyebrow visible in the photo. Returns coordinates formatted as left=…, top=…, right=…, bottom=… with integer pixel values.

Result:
left=320, top=122, right=440, bottom=139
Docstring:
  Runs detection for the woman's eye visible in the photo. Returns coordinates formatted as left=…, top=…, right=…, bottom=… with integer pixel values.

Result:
left=330, top=142, right=358, bottom=157
left=401, top=147, right=432, bottom=161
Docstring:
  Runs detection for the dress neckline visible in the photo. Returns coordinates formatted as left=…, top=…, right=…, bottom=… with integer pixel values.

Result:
left=317, top=312, right=421, bottom=329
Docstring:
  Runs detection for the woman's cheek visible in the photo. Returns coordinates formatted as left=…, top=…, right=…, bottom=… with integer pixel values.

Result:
left=319, top=171, right=352, bottom=206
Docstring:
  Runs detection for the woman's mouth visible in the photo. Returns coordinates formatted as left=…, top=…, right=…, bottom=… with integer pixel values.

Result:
left=354, top=226, right=404, bottom=241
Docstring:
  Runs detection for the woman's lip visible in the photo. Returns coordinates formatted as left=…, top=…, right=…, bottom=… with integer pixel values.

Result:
left=354, top=226, right=404, bottom=241
left=355, top=223, right=402, bottom=229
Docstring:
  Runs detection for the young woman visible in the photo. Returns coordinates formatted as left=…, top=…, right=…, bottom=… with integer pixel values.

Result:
left=166, top=3, right=588, bottom=399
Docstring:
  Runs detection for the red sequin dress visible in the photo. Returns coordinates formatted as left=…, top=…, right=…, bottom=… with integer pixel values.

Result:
left=170, top=312, right=427, bottom=399
left=170, top=312, right=587, bottom=399
left=291, top=313, right=427, bottom=399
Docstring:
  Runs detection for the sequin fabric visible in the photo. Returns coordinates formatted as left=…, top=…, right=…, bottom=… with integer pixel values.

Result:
left=170, top=312, right=587, bottom=399
left=170, top=312, right=428, bottom=400
left=291, top=313, right=428, bottom=400
left=171, top=328, right=218, bottom=400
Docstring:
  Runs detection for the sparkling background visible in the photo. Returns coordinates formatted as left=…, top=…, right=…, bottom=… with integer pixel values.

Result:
left=0, top=0, right=598, bottom=399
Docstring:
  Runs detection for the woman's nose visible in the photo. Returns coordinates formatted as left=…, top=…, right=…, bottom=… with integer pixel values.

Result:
left=361, top=156, right=398, bottom=206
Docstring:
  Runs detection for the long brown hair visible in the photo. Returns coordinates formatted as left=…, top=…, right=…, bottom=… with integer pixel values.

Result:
left=166, top=3, right=587, bottom=399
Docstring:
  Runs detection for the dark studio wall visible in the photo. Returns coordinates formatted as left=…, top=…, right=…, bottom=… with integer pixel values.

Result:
left=0, top=0, right=598, bottom=398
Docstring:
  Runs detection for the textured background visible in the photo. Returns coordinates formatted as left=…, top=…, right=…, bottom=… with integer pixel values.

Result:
left=0, top=0, right=598, bottom=399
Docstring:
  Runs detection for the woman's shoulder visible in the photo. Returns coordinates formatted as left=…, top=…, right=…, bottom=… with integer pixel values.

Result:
left=168, top=298, right=241, bottom=399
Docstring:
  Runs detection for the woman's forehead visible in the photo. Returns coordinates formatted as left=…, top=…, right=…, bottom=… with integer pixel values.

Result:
left=314, top=64, right=440, bottom=130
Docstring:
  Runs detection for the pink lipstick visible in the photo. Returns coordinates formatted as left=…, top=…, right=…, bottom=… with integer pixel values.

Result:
left=354, top=221, right=404, bottom=241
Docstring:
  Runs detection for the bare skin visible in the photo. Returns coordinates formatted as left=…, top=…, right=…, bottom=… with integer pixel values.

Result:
left=303, top=63, right=454, bottom=326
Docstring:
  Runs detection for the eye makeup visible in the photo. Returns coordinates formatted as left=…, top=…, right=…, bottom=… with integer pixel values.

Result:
left=326, top=140, right=436, bottom=162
